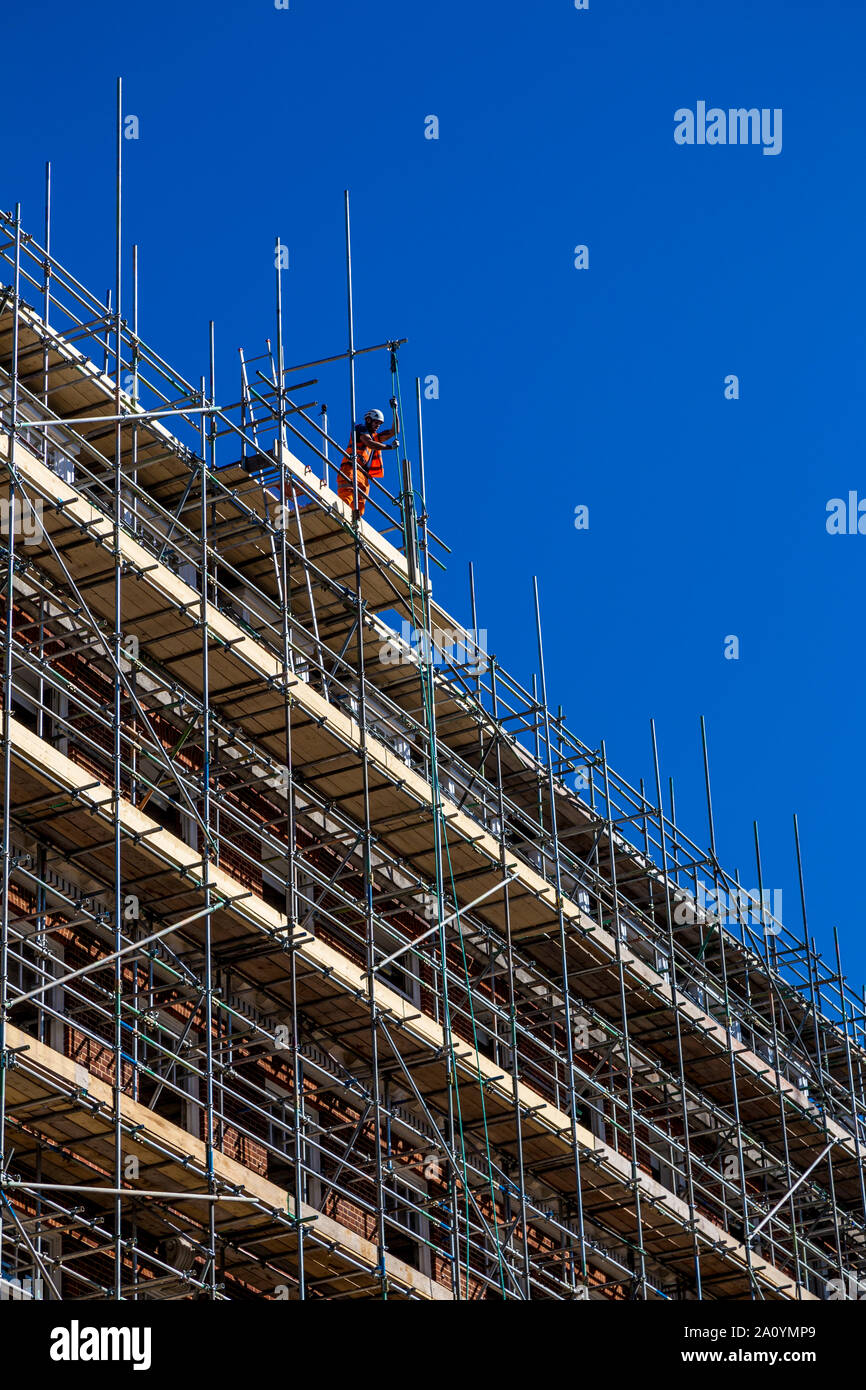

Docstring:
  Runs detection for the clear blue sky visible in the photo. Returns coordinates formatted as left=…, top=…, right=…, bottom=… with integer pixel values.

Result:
left=4, top=0, right=864, bottom=998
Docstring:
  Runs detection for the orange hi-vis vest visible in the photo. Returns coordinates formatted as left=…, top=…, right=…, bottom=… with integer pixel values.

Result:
left=340, top=423, right=385, bottom=479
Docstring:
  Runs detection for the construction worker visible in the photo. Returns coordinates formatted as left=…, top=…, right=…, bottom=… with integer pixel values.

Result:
left=337, top=400, right=399, bottom=517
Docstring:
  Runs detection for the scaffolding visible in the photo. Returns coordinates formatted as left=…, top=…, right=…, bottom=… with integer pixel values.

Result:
left=0, top=168, right=865, bottom=1301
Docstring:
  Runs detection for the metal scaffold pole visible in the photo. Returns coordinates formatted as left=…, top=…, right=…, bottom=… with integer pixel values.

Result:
left=532, top=577, right=589, bottom=1293
left=111, top=77, right=124, bottom=1298
left=274, top=231, right=305, bottom=1298
left=0, top=203, right=22, bottom=1278
left=344, top=190, right=389, bottom=1297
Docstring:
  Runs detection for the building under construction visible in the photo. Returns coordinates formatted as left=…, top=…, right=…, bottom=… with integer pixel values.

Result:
left=0, top=185, right=865, bottom=1304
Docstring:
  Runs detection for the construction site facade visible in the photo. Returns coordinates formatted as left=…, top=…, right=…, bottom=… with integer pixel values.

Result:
left=0, top=195, right=865, bottom=1303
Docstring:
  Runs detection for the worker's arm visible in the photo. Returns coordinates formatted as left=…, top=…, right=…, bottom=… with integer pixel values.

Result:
left=357, top=431, right=397, bottom=451
left=377, top=401, right=400, bottom=443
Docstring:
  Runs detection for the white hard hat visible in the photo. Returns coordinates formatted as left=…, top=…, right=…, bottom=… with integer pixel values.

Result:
left=365, top=408, right=385, bottom=423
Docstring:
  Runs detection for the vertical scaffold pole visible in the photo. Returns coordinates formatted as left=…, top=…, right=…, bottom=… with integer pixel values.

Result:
left=599, top=737, right=647, bottom=1298
left=489, top=656, right=532, bottom=1298
left=0, top=203, right=22, bottom=1276
left=415, top=376, right=462, bottom=1298
left=200, top=374, right=218, bottom=1298
left=651, top=718, right=702, bottom=1298
left=112, top=75, right=125, bottom=1299
left=274, top=233, right=305, bottom=1297
left=753, top=819, right=801, bottom=1287
left=344, top=191, right=389, bottom=1296
left=698, top=721, right=756, bottom=1293
left=42, top=163, right=51, bottom=468
left=532, top=578, right=588, bottom=1292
